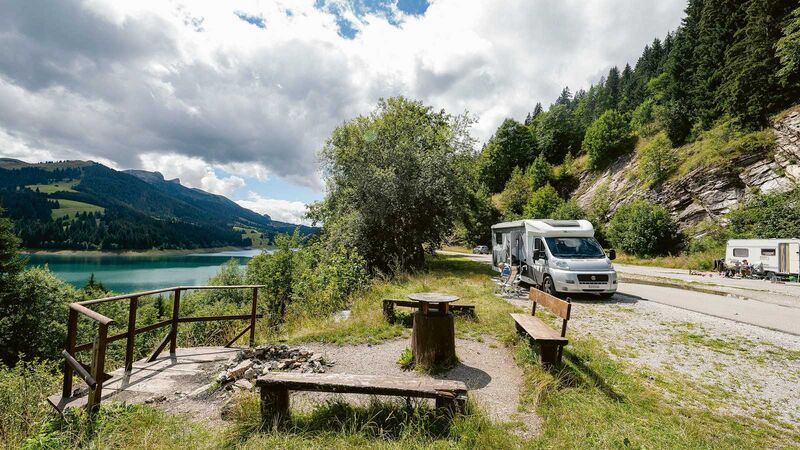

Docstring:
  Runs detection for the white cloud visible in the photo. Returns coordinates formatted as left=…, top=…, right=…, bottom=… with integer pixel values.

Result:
left=236, top=192, right=309, bottom=225
left=0, top=0, right=687, bottom=195
left=139, top=153, right=245, bottom=197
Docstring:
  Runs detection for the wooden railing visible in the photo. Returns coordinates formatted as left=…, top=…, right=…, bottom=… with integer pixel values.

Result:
left=57, top=285, right=265, bottom=412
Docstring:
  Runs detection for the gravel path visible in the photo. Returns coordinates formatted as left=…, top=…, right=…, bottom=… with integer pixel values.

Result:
left=301, top=337, right=541, bottom=437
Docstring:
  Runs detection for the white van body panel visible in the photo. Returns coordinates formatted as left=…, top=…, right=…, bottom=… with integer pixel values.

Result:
left=491, top=219, right=617, bottom=295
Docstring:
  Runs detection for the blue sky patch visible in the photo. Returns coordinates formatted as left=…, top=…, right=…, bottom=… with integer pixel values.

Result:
left=234, top=11, right=266, bottom=29
left=314, top=0, right=430, bottom=38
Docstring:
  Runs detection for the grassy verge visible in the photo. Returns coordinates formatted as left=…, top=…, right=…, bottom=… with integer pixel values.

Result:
left=615, top=250, right=719, bottom=271
left=4, top=255, right=799, bottom=449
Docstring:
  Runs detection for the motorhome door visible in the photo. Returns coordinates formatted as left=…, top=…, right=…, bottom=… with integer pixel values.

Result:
left=778, top=243, right=800, bottom=275
left=532, top=237, right=546, bottom=285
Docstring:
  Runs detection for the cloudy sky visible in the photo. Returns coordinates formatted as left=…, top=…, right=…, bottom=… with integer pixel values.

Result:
left=0, top=0, right=686, bottom=224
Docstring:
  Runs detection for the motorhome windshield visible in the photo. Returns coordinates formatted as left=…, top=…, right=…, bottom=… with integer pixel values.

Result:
left=545, top=237, right=605, bottom=259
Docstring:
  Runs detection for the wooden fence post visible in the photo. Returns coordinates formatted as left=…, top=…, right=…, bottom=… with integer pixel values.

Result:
left=87, top=323, right=108, bottom=412
left=249, top=287, right=258, bottom=348
left=124, top=296, right=139, bottom=374
left=169, top=289, right=181, bottom=355
left=62, top=308, right=78, bottom=398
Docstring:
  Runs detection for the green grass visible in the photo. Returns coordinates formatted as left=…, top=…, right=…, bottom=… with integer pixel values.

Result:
left=26, top=179, right=78, bottom=194
left=50, top=199, right=104, bottom=219
left=280, top=256, right=520, bottom=346
left=4, top=255, right=799, bottom=449
left=672, top=121, right=775, bottom=180
left=235, top=227, right=269, bottom=247
left=615, top=250, right=720, bottom=271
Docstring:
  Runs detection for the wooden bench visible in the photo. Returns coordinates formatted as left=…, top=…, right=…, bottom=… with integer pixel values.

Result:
left=382, top=299, right=475, bottom=323
left=256, top=372, right=468, bottom=422
left=510, top=289, right=571, bottom=366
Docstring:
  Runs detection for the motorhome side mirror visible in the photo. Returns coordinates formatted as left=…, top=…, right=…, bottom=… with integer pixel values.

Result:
left=608, top=249, right=616, bottom=260
left=533, top=249, right=541, bottom=260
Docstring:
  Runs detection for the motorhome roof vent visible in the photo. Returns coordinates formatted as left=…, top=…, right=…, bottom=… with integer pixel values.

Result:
left=541, top=220, right=580, bottom=228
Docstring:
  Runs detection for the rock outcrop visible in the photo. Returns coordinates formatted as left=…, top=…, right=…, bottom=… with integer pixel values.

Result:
left=574, top=110, right=800, bottom=232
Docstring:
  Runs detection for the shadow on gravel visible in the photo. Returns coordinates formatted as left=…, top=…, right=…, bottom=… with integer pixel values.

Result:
left=435, top=363, right=492, bottom=389
left=565, top=292, right=640, bottom=305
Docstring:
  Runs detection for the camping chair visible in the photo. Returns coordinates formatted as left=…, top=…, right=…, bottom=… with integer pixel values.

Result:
left=495, top=263, right=512, bottom=293
left=500, top=264, right=520, bottom=297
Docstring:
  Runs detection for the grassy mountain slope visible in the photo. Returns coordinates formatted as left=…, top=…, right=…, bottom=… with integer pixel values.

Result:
left=0, top=159, right=316, bottom=250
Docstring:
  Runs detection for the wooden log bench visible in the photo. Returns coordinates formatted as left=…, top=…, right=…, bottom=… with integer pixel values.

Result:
left=256, top=372, right=468, bottom=422
left=382, top=299, right=475, bottom=324
left=510, top=289, right=571, bottom=366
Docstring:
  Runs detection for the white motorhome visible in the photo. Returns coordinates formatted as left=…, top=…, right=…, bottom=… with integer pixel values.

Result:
left=491, top=219, right=617, bottom=298
left=725, top=239, right=800, bottom=280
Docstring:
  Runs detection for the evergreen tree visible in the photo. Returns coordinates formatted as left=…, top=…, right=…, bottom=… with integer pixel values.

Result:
left=532, top=102, right=543, bottom=117
left=556, top=87, right=572, bottom=107
left=693, top=0, right=743, bottom=127
left=618, top=64, right=636, bottom=113
left=776, top=6, right=800, bottom=90
left=721, top=0, right=793, bottom=128
left=604, top=67, right=621, bottom=111
left=534, top=104, right=580, bottom=164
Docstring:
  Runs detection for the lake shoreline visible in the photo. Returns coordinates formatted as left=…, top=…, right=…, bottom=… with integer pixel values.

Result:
left=21, top=246, right=258, bottom=257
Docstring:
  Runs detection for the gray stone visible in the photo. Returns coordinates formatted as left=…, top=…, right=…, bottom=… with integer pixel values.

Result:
left=227, top=360, right=253, bottom=380
left=233, top=379, right=254, bottom=391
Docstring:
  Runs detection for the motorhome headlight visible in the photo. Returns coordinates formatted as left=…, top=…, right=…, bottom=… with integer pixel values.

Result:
left=554, top=260, right=569, bottom=269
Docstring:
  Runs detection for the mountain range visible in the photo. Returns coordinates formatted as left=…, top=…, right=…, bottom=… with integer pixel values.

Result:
left=0, top=158, right=315, bottom=250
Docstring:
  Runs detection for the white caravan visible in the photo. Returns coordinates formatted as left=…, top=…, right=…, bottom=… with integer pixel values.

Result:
left=491, top=219, right=617, bottom=298
left=725, top=239, right=800, bottom=280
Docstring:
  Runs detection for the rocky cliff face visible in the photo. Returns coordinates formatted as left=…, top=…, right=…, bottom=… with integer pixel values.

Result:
left=574, top=110, right=800, bottom=233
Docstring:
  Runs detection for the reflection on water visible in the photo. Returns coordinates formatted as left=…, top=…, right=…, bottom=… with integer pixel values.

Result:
left=23, top=248, right=271, bottom=293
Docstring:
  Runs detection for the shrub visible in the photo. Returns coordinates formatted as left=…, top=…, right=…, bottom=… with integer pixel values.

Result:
left=607, top=200, right=681, bottom=256
left=583, top=110, right=635, bottom=169
left=637, top=132, right=678, bottom=185
left=246, top=234, right=296, bottom=327
left=0, top=267, right=77, bottom=365
left=291, top=241, right=369, bottom=318
left=523, top=184, right=564, bottom=219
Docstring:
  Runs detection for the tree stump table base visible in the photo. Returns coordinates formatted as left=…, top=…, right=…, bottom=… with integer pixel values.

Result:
left=411, top=311, right=456, bottom=371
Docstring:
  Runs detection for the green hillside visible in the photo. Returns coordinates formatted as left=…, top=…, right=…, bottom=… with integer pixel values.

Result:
left=0, top=160, right=316, bottom=251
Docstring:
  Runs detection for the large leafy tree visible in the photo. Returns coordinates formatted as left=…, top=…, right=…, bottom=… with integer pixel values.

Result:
left=309, top=97, right=474, bottom=273
left=583, top=110, right=635, bottom=169
left=478, top=118, right=536, bottom=192
left=776, top=6, right=800, bottom=88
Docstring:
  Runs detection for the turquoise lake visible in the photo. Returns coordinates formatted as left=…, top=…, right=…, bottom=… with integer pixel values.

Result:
left=23, top=249, right=269, bottom=293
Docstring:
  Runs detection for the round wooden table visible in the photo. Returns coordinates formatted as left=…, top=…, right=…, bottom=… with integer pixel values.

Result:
left=408, top=292, right=459, bottom=370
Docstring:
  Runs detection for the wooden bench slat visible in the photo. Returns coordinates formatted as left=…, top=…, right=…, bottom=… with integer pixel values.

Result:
left=528, top=289, right=570, bottom=319
left=511, top=314, right=567, bottom=344
left=256, top=372, right=467, bottom=399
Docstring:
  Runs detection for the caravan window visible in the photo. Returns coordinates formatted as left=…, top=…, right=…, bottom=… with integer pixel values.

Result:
left=733, top=248, right=749, bottom=257
left=761, top=248, right=776, bottom=256
left=495, top=232, right=503, bottom=245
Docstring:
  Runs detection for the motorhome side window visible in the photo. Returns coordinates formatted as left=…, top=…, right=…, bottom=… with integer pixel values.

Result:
left=761, top=248, right=776, bottom=256
left=495, top=232, right=502, bottom=245
left=733, top=248, right=749, bottom=257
